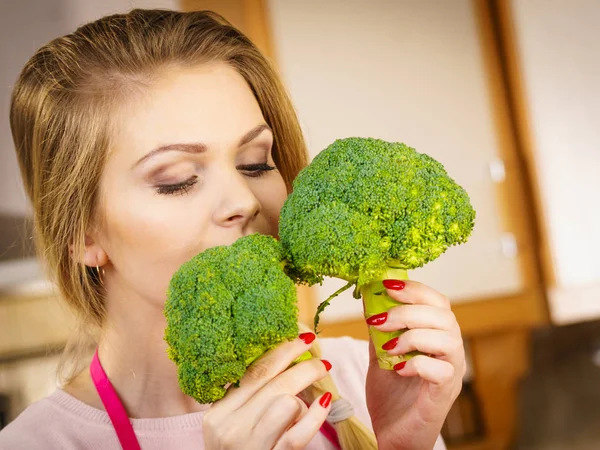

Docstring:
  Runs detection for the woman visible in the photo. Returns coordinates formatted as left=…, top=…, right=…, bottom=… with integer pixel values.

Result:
left=0, top=9, right=464, bottom=450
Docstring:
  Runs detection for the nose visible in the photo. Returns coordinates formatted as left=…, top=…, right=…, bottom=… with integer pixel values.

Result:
left=213, top=171, right=261, bottom=229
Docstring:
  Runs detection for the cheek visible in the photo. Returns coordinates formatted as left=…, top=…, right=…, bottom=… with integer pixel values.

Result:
left=100, top=190, right=212, bottom=302
left=255, top=174, right=288, bottom=233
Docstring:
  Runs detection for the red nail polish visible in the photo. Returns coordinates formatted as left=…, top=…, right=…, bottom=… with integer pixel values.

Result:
left=382, top=337, right=399, bottom=351
left=393, top=361, right=407, bottom=371
left=299, top=332, right=316, bottom=345
left=366, top=312, right=388, bottom=326
left=383, top=279, right=406, bottom=290
left=319, top=392, right=332, bottom=408
left=321, top=359, right=332, bottom=371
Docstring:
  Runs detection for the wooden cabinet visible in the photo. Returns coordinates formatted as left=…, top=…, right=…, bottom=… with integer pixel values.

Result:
left=0, top=293, right=72, bottom=361
left=0, top=292, right=71, bottom=420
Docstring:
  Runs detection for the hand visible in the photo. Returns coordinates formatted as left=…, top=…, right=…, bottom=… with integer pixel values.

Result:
left=364, top=280, right=465, bottom=450
left=203, top=333, right=332, bottom=450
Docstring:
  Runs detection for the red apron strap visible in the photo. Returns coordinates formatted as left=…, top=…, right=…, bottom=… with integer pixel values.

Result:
left=90, top=349, right=142, bottom=450
left=319, top=420, right=343, bottom=449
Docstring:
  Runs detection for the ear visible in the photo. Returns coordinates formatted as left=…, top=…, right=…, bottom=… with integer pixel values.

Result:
left=81, top=233, right=110, bottom=268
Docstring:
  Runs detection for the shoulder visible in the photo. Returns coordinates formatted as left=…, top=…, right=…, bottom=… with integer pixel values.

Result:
left=0, top=389, right=117, bottom=450
left=319, top=335, right=369, bottom=355
left=0, top=391, right=65, bottom=449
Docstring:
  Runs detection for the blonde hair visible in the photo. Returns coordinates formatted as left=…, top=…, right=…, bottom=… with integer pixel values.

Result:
left=10, top=9, right=377, bottom=449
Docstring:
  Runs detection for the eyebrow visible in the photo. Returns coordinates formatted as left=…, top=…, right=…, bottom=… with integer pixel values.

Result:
left=132, top=123, right=272, bottom=169
left=238, top=123, right=271, bottom=147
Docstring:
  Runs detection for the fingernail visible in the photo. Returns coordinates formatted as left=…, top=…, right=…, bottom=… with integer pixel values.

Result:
left=383, top=279, right=406, bottom=290
left=321, top=359, right=332, bottom=371
left=319, top=392, right=332, bottom=408
left=366, top=312, right=388, bottom=326
left=382, top=336, right=399, bottom=351
left=299, top=332, right=316, bottom=345
left=393, top=361, right=407, bottom=371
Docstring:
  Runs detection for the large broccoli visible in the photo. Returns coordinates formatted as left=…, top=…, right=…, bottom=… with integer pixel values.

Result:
left=279, top=137, right=475, bottom=370
left=164, top=233, right=310, bottom=403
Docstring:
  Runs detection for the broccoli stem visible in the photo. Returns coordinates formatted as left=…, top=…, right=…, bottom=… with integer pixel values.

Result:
left=292, top=350, right=314, bottom=365
left=245, top=349, right=313, bottom=368
left=360, top=263, right=420, bottom=370
left=308, top=262, right=422, bottom=370
left=313, top=281, right=355, bottom=334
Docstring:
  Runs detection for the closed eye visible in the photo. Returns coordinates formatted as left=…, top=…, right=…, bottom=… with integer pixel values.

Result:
left=155, top=176, right=198, bottom=195
left=238, top=163, right=276, bottom=177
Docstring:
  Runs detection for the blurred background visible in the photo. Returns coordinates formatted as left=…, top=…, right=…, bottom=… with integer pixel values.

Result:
left=1, top=1, right=599, bottom=449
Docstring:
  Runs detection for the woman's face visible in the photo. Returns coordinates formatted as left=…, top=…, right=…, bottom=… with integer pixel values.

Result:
left=93, top=63, right=288, bottom=307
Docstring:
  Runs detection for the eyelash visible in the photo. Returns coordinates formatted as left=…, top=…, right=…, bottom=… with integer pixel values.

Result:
left=155, top=176, right=198, bottom=196
left=238, top=163, right=276, bottom=178
left=154, top=163, right=276, bottom=196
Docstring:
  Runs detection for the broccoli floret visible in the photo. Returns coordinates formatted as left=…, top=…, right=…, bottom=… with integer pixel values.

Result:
left=164, top=233, right=308, bottom=403
left=279, top=137, right=475, bottom=369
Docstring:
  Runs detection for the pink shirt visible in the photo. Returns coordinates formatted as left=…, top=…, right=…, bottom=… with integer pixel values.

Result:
left=0, top=337, right=446, bottom=449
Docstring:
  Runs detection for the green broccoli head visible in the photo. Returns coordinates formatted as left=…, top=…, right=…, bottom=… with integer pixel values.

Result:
left=279, top=137, right=476, bottom=287
left=164, top=233, right=300, bottom=404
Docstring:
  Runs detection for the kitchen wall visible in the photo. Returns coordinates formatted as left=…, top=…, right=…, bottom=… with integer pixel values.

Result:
left=509, top=0, right=600, bottom=323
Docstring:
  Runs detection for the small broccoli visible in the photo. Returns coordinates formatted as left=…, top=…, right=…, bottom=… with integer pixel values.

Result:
left=279, top=137, right=475, bottom=370
left=164, top=233, right=310, bottom=403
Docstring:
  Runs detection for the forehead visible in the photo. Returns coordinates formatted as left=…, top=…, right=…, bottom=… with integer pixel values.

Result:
left=112, top=63, right=265, bottom=157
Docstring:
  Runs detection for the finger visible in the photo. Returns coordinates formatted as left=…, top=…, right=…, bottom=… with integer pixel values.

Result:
left=383, top=279, right=450, bottom=309
left=372, top=304, right=460, bottom=335
left=383, top=329, right=464, bottom=365
left=394, top=355, right=456, bottom=402
left=242, top=357, right=331, bottom=418
left=252, top=394, right=309, bottom=447
left=214, top=333, right=316, bottom=412
left=272, top=392, right=332, bottom=450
